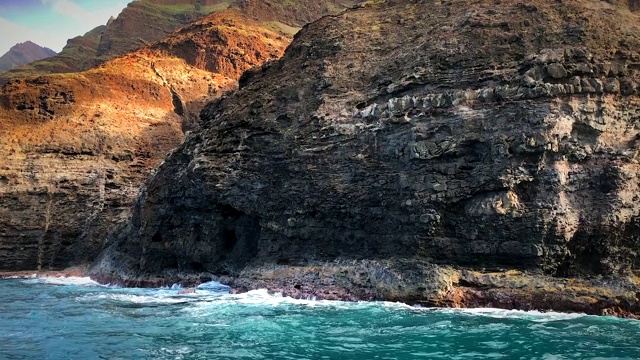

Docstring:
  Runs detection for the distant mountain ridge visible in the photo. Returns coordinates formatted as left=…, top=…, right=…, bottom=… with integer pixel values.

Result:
left=0, top=41, right=57, bottom=72
left=0, top=0, right=235, bottom=84
left=0, top=0, right=361, bottom=85
left=2, top=26, right=107, bottom=78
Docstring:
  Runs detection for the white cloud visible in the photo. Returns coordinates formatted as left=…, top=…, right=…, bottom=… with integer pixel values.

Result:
left=42, top=0, right=93, bottom=22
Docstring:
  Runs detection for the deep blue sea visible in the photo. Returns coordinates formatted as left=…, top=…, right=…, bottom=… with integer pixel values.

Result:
left=1, top=277, right=639, bottom=360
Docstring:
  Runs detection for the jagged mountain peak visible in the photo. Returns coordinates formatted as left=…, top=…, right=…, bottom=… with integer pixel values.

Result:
left=0, top=41, right=57, bottom=72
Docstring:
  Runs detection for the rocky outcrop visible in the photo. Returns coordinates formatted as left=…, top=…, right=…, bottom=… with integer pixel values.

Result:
left=0, top=9, right=291, bottom=271
left=0, top=1, right=362, bottom=271
left=91, top=0, right=640, bottom=316
left=95, top=0, right=230, bottom=60
left=0, top=42, right=57, bottom=72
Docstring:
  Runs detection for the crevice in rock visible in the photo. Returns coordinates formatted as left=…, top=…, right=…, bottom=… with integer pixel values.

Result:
left=37, top=190, right=53, bottom=272
left=169, top=87, right=185, bottom=116
left=151, top=232, right=163, bottom=243
left=150, top=61, right=185, bottom=117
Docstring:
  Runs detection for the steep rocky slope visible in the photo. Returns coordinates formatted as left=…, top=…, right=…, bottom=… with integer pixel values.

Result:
left=0, top=0, right=359, bottom=84
left=92, top=0, right=640, bottom=316
left=0, top=42, right=57, bottom=72
left=0, top=9, right=290, bottom=271
left=95, top=0, right=230, bottom=60
left=0, top=1, right=360, bottom=272
left=0, top=0, right=228, bottom=84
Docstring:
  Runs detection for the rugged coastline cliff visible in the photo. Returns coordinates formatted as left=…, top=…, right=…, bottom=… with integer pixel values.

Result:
left=91, top=0, right=640, bottom=316
left=0, top=1, right=359, bottom=271
left=0, top=10, right=289, bottom=271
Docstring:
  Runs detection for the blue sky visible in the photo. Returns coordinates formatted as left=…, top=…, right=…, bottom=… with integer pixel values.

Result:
left=0, top=0, right=132, bottom=55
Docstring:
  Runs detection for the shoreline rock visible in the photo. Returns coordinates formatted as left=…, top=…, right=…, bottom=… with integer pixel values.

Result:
left=87, top=260, right=640, bottom=320
left=0, top=265, right=89, bottom=279
left=3, top=261, right=636, bottom=319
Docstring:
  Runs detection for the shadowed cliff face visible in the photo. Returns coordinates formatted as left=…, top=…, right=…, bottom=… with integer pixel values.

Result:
left=92, top=0, right=640, bottom=313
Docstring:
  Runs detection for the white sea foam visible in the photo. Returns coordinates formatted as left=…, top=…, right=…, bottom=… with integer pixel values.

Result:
left=159, top=346, right=193, bottom=355
left=225, top=289, right=358, bottom=308
left=78, top=285, right=235, bottom=304
left=541, top=354, right=568, bottom=360
left=181, top=289, right=363, bottom=316
left=436, top=307, right=587, bottom=322
left=21, top=276, right=102, bottom=287
left=84, top=293, right=193, bottom=304
left=182, top=289, right=434, bottom=320
left=196, top=281, right=230, bottom=292
left=4, top=275, right=33, bottom=279
left=53, top=281, right=595, bottom=324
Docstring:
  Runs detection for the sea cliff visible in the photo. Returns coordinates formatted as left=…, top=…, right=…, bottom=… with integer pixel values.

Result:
left=90, top=0, right=640, bottom=316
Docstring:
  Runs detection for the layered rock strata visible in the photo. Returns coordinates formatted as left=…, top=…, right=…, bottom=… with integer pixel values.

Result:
left=0, top=9, right=290, bottom=270
left=92, top=0, right=640, bottom=315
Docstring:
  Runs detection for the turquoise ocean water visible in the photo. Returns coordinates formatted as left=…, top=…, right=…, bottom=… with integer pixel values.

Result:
left=1, top=277, right=639, bottom=359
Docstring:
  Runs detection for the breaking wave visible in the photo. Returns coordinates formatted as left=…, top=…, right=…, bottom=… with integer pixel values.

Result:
left=21, top=276, right=102, bottom=287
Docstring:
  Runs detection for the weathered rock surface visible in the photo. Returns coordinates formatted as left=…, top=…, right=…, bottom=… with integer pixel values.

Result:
left=92, top=0, right=640, bottom=315
left=0, top=9, right=291, bottom=271
left=95, top=0, right=232, bottom=60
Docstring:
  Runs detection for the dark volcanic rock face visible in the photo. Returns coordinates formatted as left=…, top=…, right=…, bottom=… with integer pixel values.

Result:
left=92, top=0, right=640, bottom=313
